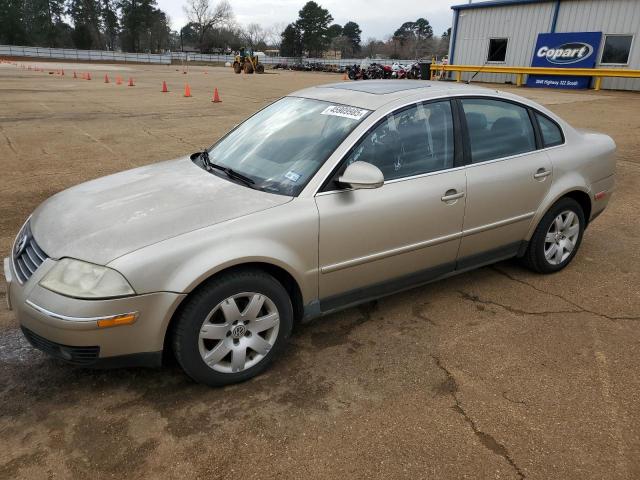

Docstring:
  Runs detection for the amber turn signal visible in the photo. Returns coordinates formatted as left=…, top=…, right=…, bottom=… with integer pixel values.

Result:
left=97, top=313, right=138, bottom=328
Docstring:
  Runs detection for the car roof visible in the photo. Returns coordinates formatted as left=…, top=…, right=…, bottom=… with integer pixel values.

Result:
left=289, top=80, right=497, bottom=110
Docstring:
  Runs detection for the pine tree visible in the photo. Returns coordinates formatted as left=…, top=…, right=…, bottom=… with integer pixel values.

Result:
left=296, top=1, right=332, bottom=57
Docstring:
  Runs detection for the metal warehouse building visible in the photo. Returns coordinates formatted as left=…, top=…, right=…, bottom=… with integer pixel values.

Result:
left=448, top=0, right=640, bottom=90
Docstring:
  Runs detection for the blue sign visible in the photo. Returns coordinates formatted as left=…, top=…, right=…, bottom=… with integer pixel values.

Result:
left=527, top=32, right=602, bottom=89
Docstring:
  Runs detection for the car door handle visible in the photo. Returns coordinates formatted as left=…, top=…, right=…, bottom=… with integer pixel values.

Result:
left=441, top=190, right=465, bottom=202
left=534, top=168, right=552, bottom=179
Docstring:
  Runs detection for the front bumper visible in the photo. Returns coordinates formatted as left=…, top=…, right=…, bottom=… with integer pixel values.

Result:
left=4, top=256, right=185, bottom=367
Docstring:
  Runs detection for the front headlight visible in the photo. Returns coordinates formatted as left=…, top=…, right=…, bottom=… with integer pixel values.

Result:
left=40, top=258, right=135, bottom=299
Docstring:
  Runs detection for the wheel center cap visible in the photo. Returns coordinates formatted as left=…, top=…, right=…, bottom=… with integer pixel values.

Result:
left=231, top=325, right=246, bottom=339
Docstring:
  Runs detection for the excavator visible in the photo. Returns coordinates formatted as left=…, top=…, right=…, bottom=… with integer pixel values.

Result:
left=232, top=48, right=265, bottom=74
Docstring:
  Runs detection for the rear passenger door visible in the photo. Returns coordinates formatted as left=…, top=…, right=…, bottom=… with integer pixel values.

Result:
left=456, top=97, right=553, bottom=266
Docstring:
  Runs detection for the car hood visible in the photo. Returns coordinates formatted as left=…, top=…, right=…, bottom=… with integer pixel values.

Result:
left=31, top=157, right=291, bottom=265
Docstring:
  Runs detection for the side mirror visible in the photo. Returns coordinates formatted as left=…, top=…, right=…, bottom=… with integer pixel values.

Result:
left=338, top=161, right=384, bottom=190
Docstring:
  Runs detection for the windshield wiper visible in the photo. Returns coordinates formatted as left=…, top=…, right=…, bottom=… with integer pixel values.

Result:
left=197, top=150, right=255, bottom=186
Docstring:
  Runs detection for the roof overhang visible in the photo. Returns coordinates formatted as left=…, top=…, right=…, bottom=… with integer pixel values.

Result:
left=452, top=0, right=555, bottom=11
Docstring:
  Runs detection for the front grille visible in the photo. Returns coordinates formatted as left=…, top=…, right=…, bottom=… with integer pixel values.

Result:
left=22, top=327, right=100, bottom=365
left=12, top=221, right=48, bottom=283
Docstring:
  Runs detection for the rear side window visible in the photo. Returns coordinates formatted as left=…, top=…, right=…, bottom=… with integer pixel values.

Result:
left=344, top=100, right=455, bottom=181
left=461, top=98, right=536, bottom=163
left=536, top=113, right=564, bottom=147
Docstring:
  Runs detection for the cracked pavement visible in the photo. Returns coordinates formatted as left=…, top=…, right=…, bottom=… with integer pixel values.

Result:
left=1, top=63, right=639, bottom=479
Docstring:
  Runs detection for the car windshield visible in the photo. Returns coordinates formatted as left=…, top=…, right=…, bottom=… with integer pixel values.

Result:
left=203, top=97, right=370, bottom=195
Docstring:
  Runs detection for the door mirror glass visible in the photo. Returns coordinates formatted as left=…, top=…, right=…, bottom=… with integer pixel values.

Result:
left=338, top=161, right=384, bottom=190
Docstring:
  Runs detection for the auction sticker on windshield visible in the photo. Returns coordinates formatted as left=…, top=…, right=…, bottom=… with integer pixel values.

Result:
left=321, top=105, right=369, bottom=120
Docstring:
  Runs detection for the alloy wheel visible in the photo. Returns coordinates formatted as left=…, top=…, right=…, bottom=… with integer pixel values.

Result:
left=198, top=292, right=280, bottom=373
left=544, top=210, right=580, bottom=265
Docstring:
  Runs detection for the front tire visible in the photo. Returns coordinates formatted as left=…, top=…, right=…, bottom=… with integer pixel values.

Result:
left=522, top=197, right=585, bottom=274
left=172, top=269, right=293, bottom=386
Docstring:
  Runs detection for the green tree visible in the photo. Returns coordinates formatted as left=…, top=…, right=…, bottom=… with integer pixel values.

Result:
left=280, top=22, right=302, bottom=57
left=22, top=0, right=67, bottom=46
left=119, top=0, right=157, bottom=52
left=326, top=23, right=342, bottom=41
left=0, top=0, right=27, bottom=45
left=414, top=18, right=433, bottom=40
left=67, top=0, right=103, bottom=49
left=393, top=21, right=415, bottom=47
left=342, top=21, right=361, bottom=54
left=101, top=0, right=119, bottom=50
left=180, top=21, right=199, bottom=50
left=296, top=1, right=332, bottom=57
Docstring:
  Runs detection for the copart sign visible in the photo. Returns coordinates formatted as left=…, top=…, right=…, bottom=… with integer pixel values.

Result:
left=527, top=32, right=602, bottom=89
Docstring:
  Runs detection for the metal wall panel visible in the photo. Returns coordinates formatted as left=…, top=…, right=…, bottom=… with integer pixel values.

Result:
left=451, top=0, right=640, bottom=91
left=555, top=0, right=640, bottom=90
left=451, top=2, right=555, bottom=84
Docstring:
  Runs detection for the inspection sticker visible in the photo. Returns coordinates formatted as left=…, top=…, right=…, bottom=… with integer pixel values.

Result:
left=321, top=105, right=369, bottom=120
left=285, top=170, right=301, bottom=182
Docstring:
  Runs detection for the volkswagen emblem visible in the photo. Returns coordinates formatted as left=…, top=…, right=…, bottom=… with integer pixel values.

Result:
left=14, top=232, right=28, bottom=257
left=231, top=325, right=246, bottom=339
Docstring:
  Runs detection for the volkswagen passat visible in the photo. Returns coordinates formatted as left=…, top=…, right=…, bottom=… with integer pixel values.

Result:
left=4, top=81, right=616, bottom=386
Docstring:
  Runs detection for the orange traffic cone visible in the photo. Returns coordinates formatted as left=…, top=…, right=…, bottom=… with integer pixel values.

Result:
left=212, top=87, right=222, bottom=103
left=104, top=74, right=110, bottom=83
left=116, top=76, right=122, bottom=85
left=161, top=81, right=168, bottom=92
left=87, top=72, right=92, bottom=80
left=128, top=77, right=135, bottom=86
left=184, top=83, right=192, bottom=97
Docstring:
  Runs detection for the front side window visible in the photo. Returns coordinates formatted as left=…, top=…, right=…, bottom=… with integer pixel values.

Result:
left=601, top=34, right=633, bottom=65
left=343, top=101, right=455, bottom=182
left=487, top=38, right=508, bottom=62
left=205, top=97, right=370, bottom=196
left=461, top=98, right=536, bottom=163
left=536, top=113, right=564, bottom=148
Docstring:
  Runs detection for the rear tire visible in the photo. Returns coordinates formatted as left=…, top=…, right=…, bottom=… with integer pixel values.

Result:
left=522, top=197, right=585, bottom=274
left=172, top=269, right=293, bottom=387
left=256, top=64, right=265, bottom=74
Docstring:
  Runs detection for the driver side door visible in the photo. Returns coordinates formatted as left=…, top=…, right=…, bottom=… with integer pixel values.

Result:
left=314, top=100, right=467, bottom=311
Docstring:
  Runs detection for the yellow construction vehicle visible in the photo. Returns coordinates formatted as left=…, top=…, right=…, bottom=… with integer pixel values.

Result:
left=232, top=48, right=265, bottom=74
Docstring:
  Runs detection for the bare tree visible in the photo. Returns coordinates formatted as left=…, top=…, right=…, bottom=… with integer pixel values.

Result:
left=265, top=22, right=287, bottom=49
left=183, top=0, right=233, bottom=48
left=242, top=23, right=267, bottom=49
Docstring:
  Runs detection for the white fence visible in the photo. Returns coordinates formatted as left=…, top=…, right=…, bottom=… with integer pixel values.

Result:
left=170, top=52, right=418, bottom=68
left=0, top=45, right=171, bottom=64
left=0, top=44, right=419, bottom=68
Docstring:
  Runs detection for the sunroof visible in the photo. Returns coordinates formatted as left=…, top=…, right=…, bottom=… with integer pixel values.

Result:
left=322, top=81, right=430, bottom=95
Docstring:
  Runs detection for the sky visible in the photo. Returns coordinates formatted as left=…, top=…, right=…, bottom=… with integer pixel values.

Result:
left=156, top=0, right=463, bottom=40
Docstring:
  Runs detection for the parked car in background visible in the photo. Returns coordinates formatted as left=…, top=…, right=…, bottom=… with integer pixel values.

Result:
left=5, top=81, right=616, bottom=386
